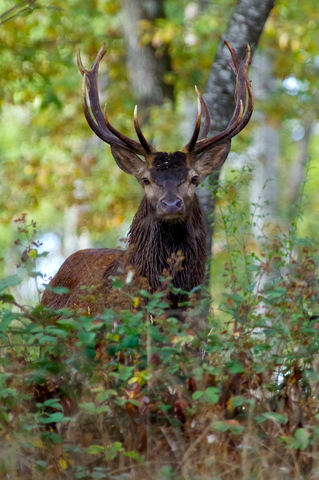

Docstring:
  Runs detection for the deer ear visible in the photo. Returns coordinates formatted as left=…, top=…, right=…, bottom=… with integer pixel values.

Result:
left=111, top=145, right=145, bottom=176
left=195, top=141, right=231, bottom=178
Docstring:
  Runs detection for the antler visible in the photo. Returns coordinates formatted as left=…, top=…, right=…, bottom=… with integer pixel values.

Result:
left=77, top=43, right=155, bottom=156
left=183, top=42, right=253, bottom=156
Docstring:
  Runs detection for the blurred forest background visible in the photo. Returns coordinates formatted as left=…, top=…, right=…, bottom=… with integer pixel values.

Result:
left=0, top=0, right=318, bottom=307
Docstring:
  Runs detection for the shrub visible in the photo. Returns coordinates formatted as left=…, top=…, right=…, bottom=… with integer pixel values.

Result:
left=1, top=212, right=319, bottom=479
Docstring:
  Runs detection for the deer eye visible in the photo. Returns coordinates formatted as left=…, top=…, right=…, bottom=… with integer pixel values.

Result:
left=191, top=176, right=199, bottom=185
left=141, top=177, right=150, bottom=185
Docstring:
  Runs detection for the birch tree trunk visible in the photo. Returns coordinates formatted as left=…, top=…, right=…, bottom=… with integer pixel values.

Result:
left=248, top=52, right=279, bottom=238
left=249, top=121, right=279, bottom=238
left=287, top=117, right=315, bottom=222
left=198, top=0, right=275, bottom=258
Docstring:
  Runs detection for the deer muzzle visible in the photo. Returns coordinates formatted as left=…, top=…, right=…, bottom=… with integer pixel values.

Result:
left=157, top=195, right=185, bottom=217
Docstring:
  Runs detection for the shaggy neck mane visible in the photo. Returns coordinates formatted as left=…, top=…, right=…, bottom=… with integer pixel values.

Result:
left=127, top=195, right=206, bottom=301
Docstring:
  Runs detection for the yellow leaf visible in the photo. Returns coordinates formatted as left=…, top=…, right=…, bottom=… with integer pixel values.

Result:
left=128, top=376, right=139, bottom=385
left=29, top=249, right=37, bottom=259
left=226, top=397, right=235, bottom=413
left=133, top=297, right=140, bottom=308
left=59, top=458, right=68, bottom=470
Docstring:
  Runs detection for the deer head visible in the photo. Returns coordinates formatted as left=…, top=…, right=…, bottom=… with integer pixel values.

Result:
left=77, top=42, right=253, bottom=221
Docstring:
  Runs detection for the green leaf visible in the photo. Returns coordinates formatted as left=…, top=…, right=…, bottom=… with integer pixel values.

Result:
left=0, top=293, right=15, bottom=304
left=45, top=285, right=69, bottom=295
left=203, top=387, right=219, bottom=404
left=228, top=362, right=245, bottom=374
left=77, top=331, right=96, bottom=344
left=104, top=441, right=123, bottom=460
left=254, top=415, right=267, bottom=424
left=38, top=335, right=57, bottom=345
left=230, top=395, right=246, bottom=408
left=79, top=402, right=110, bottom=415
left=246, top=263, right=260, bottom=272
left=40, top=412, right=65, bottom=424
left=261, top=412, right=287, bottom=424
left=57, top=318, right=79, bottom=329
left=192, top=391, right=204, bottom=400
left=124, top=450, right=145, bottom=462
left=43, top=399, right=63, bottom=410
left=294, top=428, right=310, bottom=450
left=96, top=390, right=117, bottom=402
left=0, top=388, right=17, bottom=398
left=213, top=421, right=243, bottom=434
left=88, top=444, right=105, bottom=455
left=0, top=275, right=22, bottom=292
left=156, top=302, right=169, bottom=309
left=112, top=278, right=124, bottom=289
left=0, top=311, right=22, bottom=330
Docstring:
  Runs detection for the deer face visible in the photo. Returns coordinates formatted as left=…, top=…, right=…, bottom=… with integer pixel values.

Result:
left=110, top=144, right=231, bottom=221
left=144, top=152, right=198, bottom=219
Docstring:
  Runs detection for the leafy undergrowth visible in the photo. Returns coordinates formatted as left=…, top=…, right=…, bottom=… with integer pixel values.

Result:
left=1, top=228, right=319, bottom=479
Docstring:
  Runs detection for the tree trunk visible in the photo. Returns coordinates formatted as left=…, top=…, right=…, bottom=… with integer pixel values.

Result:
left=287, top=117, right=315, bottom=222
left=198, top=0, right=275, bottom=258
left=122, top=0, right=174, bottom=110
left=248, top=52, right=279, bottom=238
left=249, top=120, right=279, bottom=237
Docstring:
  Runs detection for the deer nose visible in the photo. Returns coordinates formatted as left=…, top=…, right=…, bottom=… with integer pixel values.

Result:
left=159, top=197, right=184, bottom=215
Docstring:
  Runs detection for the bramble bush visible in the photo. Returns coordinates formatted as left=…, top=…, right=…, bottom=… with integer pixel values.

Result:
left=1, top=206, right=319, bottom=480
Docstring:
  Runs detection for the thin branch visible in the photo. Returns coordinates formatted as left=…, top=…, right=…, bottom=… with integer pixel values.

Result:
left=0, top=0, right=36, bottom=26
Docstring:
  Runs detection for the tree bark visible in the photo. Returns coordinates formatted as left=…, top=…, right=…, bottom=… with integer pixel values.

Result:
left=249, top=120, right=279, bottom=237
left=287, top=117, right=315, bottom=222
left=198, top=0, right=275, bottom=258
left=248, top=52, right=279, bottom=238
left=122, top=0, right=174, bottom=110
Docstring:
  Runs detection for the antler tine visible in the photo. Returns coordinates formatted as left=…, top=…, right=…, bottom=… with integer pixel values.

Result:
left=78, top=44, right=153, bottom=156
left=196, top=86, right=211, bottom=140
left=81, top=74, right=117, bottom=144
left=102, top=105, right=154, bottom=155
left=133, top=106, right=154, bottom=154
left=244, top=42, right=251, bottom=69
left=229, top=49, right=253, bottom=137
left=78, top=45, right=123, bottom=145
left=230, top=42, right=251, bottom=114
left=77, top=43, right=106, bottom=76
left=182, top=87, right=202, bottom=153
left=78, top=44, right=111, bottom=135
left=189, top=42, right=253, bottom=156
left=226, top=41, right=246, bottom=109
left=232, top=43, right=254, bottom=137
left=224, top=40, right=240, bottom=71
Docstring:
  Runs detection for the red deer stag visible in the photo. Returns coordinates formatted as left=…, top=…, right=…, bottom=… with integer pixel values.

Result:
left=42, top=41, right=253, bottom=316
